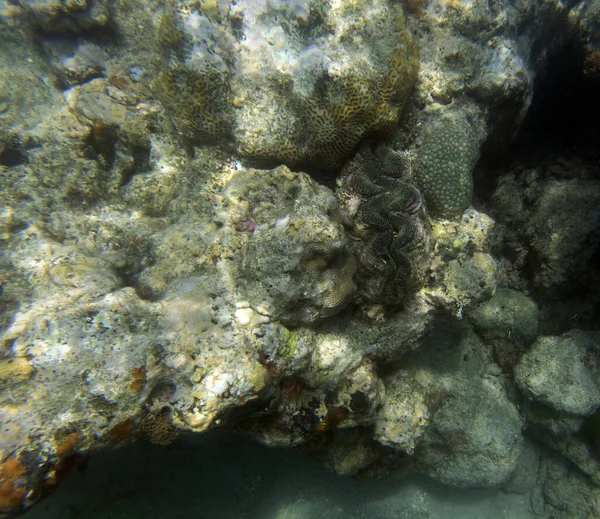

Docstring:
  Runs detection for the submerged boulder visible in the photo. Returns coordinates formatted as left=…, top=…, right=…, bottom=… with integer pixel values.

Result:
left=515, top=329, right=600, bottom=417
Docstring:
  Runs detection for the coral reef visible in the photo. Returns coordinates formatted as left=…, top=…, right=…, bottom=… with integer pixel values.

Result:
left=414, top=115, right=481, bottom=219
left=1, top=0, right=600, bottom=516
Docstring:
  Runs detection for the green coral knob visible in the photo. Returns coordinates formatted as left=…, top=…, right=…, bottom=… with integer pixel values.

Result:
left=415, top=117, right=480, bottom=219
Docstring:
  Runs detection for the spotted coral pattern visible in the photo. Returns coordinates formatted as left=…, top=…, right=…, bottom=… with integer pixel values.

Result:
left=414, top=117, right=480, bottom=219
left=345, top=141, right=423, bottom=304
left=154, top=12, right=233, bottom=143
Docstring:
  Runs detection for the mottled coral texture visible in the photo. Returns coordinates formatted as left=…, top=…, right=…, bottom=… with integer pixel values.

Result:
left=155, top=0, right=419, bottom=170
left=415, top=117, right=480, bottom=219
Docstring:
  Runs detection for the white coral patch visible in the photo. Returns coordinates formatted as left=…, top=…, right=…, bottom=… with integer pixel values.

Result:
left=275, top=215, right=290, bottom=229
left=234, top=307, right=254, bottom=325
left=204, top=373, right=234, bottom=396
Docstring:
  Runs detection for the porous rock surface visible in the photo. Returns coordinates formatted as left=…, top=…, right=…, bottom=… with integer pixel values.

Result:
left=470, top=288, right=539, bottom=341
left=515, top=330, right=600, bottom=416
left=410, top=326, right=523, bottom=488
left=235, top=167, right=356, bottom=325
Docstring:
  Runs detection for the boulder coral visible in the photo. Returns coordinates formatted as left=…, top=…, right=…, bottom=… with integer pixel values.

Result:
left=155, top=0, right=419, bottom=170
left=414, top=116, right=481, bottom=219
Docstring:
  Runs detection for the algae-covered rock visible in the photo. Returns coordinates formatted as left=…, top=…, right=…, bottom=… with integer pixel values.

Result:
left=541, top=458, right=600, bottom=519
left=571, top=0, right=600, bottom=77
left=407, top=325, right=522, bottom=488
left=515, top=329, right=600, bottom=416
left=526, top=179, right=600, bottom=297
left=155, top=0, right=419, bottom=170
left=418, top=376, right=523, bottom=488
left=0, top=35, right=61, bottom=133
left=423, top=209, right=498, bottom=316
left=470, top=288, right=539, bottom=341
left=19, top=0, right=110, bottom=32
left=426, top=251, right=497, bottom=315
left=236, top=166, right=356, bottom=325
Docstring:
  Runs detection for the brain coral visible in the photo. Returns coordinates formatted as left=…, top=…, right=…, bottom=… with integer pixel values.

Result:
left=414, top=117, right=481, bottom=219
left=155, top=0, right=419, bottom=171
left=154, top=10, right=234, bottom=142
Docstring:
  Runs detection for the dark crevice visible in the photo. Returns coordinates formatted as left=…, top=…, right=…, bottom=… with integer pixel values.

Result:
left=83, top=121, right=118, bottom=168
left=475, top=34, right=600, bottom=203
left=471, top=31, right=600, bottom=334
left=0, top=146, right=28, bottom=167
left=120, top=144, right=152, bottom=187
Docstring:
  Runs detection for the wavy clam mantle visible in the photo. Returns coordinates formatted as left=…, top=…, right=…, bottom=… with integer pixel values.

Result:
left=343, top=141, right=424, bottom=304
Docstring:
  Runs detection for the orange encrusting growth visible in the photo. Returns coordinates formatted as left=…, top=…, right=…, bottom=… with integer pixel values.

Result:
left=0, top=456, right=28, bottom=512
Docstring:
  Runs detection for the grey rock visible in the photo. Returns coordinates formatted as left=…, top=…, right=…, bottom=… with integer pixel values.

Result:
left=470, top=288, right=539, bottom=341
left=406, top=325, right=523, bottom=488
left=541, top=456, right=600, bottom=519
left=515, top=329, right=600, bottom=416
left=504, top=440, right=542, bottom=495
left=418, top=376, right=523, bottom=488
left=237, top=166, right=356, bottom=325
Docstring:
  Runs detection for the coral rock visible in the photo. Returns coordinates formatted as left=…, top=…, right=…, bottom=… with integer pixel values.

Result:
left=155, top=0, right=419, bottom=170
left=415, top=116, right=481, bottom=219
left=515, top=329, right=600, bottom=416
